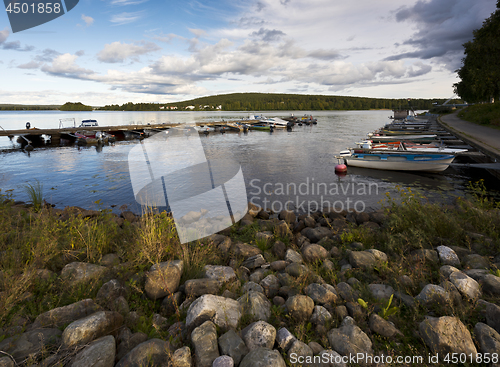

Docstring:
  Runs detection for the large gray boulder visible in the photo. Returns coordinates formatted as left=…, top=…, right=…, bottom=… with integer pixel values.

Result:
left=474, top=323, right=500, bottom=356
left=0, top=328, right=61, bottom=363
left=419, top=316, right=477, bottom=361
left=204, top=265, right=237, bottom=284
left=348, top=251, right=377, bottom=270
left=144, top=260, right=183, bottom=300
left=436, top=246, right=460, bottom=266
left=96, top=279, right=128, bottom=308
left=186, top=294, right=242, bottom=331
left=302, top=244, right=329, bottom=263
left=368, top=313, right=402, bottom=338
left=184, top=279, right=221, bottom=297
left=287, top=340, right=313, bottom=366
left=238, top=291, right=271, bottom=322
left=70, top=335, right=115, bottom=367
left=415, top=284, right=451, bottom=309
left=301, top=227, right=333, bottom=244
left=62, top=311, right=123, bottom=347
left=32, top=299, right=101, bottom=329
left=239, top=348, right=286, bottom=367
left=191, top=321, right=219, bottom=367
left=449, top=272, right=481, bottom=301
left=305, top=283, right=337, bottom=305
left=241, top=321, right=276, bottom=351
left=327, top=317, right=373, bottom=366
left=219, top=330, right=249, bottom=366
left=115, top=339, right=173, bottom=367
left=485, top=302, right=500, bottom=333
left=61, top=262, right=107, bottom=285
left=260, top=275, right=281, bottom=298
left=481, top=274, right=500, bottom=296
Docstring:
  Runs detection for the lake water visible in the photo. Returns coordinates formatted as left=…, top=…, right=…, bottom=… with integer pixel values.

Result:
left=0, top=110, right=498, bottom=214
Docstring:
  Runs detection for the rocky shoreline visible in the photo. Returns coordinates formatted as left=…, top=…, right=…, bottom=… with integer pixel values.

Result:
left=0, top=198, right=499, bottom=367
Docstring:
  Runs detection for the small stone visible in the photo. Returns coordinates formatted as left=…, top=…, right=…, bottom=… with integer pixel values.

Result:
left=286, top=295, right=314, bottom=322
left=172, top=346, right=192, bottom=367
left=439, top=265, right=460, bottom=280
left=276, top=327, right=296, bottom=352
left=213, top=356, right=234, bottom=367
left=115, top=339, right=172, bottom=367
left=238, top=291, right=271, bottom=322
left=310, top=305, right=332, bottom=324
left=302, top=244, right=329, bottom=263
left=368, top=284, right=394, bottom=301
left=145, top=260, right=183, bottom=300
left=349, top=251, right=377, bottom=270
left=285, top=249, right=303, bottom=263
left=204, top=265, right=237, bottom=284
left=287, top=340, right=313, bottom=366
left=239, top=348, right=286, bottom=367
left=369, top=313, right=402, bottom=338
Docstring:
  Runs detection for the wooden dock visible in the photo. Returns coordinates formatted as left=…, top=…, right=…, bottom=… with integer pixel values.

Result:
left=0, top=121, right=234, bottom=138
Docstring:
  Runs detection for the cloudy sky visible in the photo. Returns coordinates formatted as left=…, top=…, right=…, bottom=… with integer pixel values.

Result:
left=0, top=0, right=496, bottom=105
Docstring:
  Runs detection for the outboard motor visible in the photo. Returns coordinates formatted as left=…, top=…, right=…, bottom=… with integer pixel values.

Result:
left=26, top=122, right=31, bottom=129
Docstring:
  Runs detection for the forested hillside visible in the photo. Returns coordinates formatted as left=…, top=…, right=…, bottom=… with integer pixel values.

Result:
left=98, top=93, right=461, bottom=111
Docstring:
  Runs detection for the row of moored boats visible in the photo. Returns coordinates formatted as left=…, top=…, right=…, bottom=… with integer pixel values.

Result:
left=194, top=114, right=317, bottom=134
left=338, top=112, right=467, bottom=172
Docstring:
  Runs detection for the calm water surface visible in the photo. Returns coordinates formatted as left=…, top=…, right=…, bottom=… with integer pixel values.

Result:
left=0, top=110, right=498, bottom=214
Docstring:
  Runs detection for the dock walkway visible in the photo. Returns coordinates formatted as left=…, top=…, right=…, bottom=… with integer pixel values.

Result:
left=439, top=111, right=500, bottom=161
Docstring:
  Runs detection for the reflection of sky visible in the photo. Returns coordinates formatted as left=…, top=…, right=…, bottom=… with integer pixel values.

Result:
left=0, top=110, right=499, bottom=214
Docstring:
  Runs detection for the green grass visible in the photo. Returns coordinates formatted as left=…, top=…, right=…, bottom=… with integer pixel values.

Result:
left=458, top=103, right=500, bottom=128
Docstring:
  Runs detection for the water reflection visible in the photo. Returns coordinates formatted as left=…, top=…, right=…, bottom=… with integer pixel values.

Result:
left=0, top=110, right=498, bottom=213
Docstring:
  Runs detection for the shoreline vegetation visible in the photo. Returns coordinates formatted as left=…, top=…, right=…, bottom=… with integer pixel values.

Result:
left=458, top=103, right=500, bottom=129
left=0, top=93, right=463, bottom=112
left=0, top=184, right=499, bottom=366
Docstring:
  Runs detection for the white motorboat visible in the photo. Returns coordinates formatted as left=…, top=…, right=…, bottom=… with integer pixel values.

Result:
left=343, top=152, right=455, bottom=172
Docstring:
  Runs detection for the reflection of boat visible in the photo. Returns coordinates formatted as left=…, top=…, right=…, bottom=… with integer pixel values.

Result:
left=249, top=124, right=271, bottom=131
left=344, top=152, right=455, bottom=172
left=194, top=126, right=215, bottom=134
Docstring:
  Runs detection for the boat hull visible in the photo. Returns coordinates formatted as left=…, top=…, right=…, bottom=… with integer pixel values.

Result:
left=344, top=153, right=455, bottom=172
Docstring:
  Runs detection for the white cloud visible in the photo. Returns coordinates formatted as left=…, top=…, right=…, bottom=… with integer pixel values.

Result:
left=110, top=11, right=145, bottom=25
left=81, top=14, right=94, bottom=27
left=41, top=54, right=94, bottom=77
left=18, top=61, right=41, bottom=69
left=97, top=41, right=161, bottom=63
left=0, top=28, right=9, bottom=44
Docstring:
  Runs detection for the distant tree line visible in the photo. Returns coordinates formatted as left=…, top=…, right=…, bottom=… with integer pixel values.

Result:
left=59, top=102, right=93, bottom=111
left=98, top=93, right=461, bottom=111
left=0, top=104, right=59, bottom=110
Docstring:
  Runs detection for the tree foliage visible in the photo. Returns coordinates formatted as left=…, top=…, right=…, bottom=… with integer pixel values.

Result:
left=454, top=2, right=500, bottom=103
left=59, top=102, right=93, bottom=111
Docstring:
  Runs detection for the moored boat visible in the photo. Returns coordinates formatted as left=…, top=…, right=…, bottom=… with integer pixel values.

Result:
left=369, top=134, right=437, bottom=143
left=343, top=152, right=455, bottom=172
